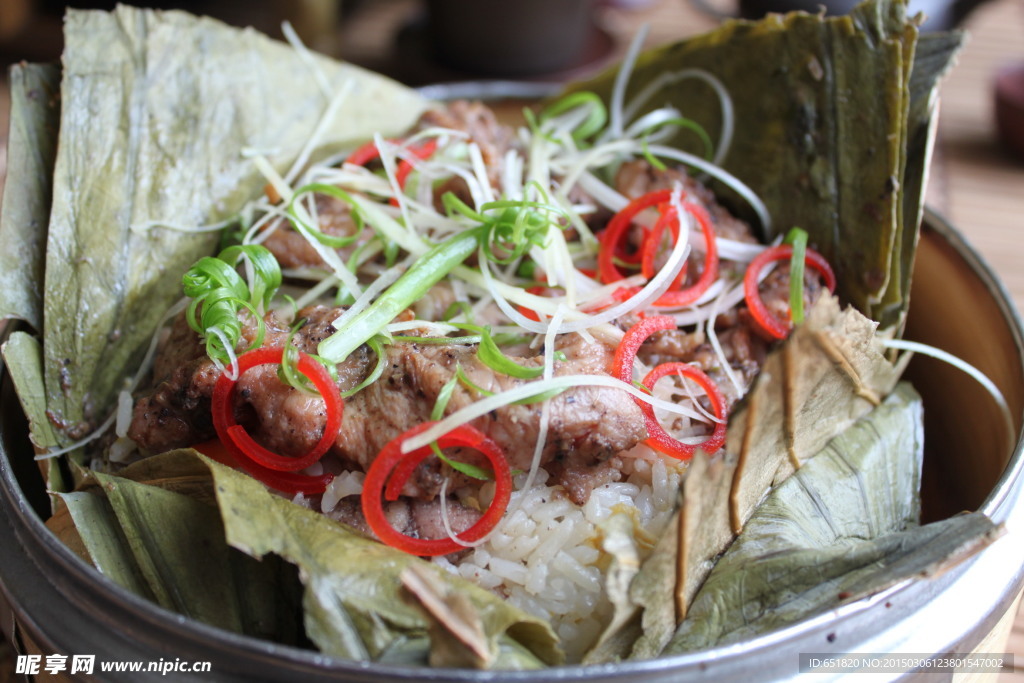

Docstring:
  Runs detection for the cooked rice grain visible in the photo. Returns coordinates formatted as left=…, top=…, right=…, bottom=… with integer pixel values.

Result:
left=436, top=447, right=684, bottom=662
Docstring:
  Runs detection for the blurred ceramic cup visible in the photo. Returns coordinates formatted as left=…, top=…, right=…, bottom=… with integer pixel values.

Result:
left=425, top=0, right=597, bottom=77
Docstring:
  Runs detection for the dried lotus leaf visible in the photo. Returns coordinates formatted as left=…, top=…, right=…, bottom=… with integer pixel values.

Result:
left=1, top=331, right=64, bottom=493
left=888, top=31, right=964, bottom=329
left=0, top=63, right=60, bottom=330
left=40, top=6, right=427, bottom=443
left=53, top=465, right=304, bottom=644
left=45, top=493, right=101, bottom=565
left=567, top=0, right=962, bottom=328
left=727, top=295, right=900, bottom=534
left=59, top=448, right=218, bottom=504
left=92, top=472, right=247, bottom=632
left=401, top=564, right=492, bottom=669
left=49, top=490, right=154, bottom=599
left=664, top=385, right=1001, bottom=652
left=678, top=450, right=738, bottom=619
left=201, top=455, right=564, bottom=668
left=582, top=512, right=645, bottom=663
left=104, top=449, right=219, bottom=504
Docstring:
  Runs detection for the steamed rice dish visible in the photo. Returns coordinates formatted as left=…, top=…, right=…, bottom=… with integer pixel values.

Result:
left=3, top=0, right=997, bottom=671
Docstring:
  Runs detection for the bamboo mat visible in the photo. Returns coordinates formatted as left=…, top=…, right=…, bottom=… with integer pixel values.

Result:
left=0, top=0, right=1023, bottom=677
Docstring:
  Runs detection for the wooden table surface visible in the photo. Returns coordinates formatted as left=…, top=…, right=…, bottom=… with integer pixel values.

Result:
left=0, top=0, right=1023, bottom=677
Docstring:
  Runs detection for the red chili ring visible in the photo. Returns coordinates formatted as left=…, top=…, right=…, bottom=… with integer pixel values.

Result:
left=649, top=201, right=719, bottom=308
left=639, top=362, right=728, bottom=460
left=211, top=347, right=343, bottom=473
left=640, top=206, right=686, bottom=286
left=362, top=422, right=512, bottom=557
left=516, top=285, right=552, bottom=322
left=743, top=245, right=837, bottom=339
left=395, top=138, right=438, bottom=188
left=610, top=315, right=678, bottom=384
left=192, top=438, right=333, bottom=496
left=598, top=189, right=674, bottom=284
left=344, top=137, right=439, bottom=208
left=598, top=221, right=649, bottom=269
left=344, top=139, right=388, bottom=167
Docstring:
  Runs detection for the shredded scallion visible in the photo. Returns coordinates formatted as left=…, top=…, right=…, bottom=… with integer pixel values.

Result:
left=785, top=227, right=809, bottom=324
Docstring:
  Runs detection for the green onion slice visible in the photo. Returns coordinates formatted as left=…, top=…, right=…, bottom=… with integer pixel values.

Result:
left=182, top=244, right=282, bottom=366
left=539, top=91, right=608, bottom=145
left=639, top=116, right=714, bottom=170
left=785, top=227, right=809, bottom=324
left=429, top=368, right=493, bottom=480
left=341, top=335, right=387, bottom=399
left=287, top=183, right=367, bottom=249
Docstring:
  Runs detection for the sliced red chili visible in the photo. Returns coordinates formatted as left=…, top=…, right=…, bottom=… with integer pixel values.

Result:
left=611, top=317, right=727, bottom=460
left=344, top=139, right=389, bottom=167
left=362, top=422, right=512, bottom=557
left=639, top=362, right=727, bottom=460
left=601, top=192, right=719, bottom=309
left=743, top=245, right=837, bottom=339
left=516, top=284, right=570, bottom=322
left=343, top=137, right=439, bottom=207
left=598, top=190, right=674, bottom=284
left=640, top=206, right=686, bottom=286
left=394, top=138, right=438, bottom=189
left=192, top=438, right=333, bottom=496
left=211, top=347, right=343, bottom=473
left=648, top=201, right=719, bottom=308
left=610, top=315, right=678, bottom=384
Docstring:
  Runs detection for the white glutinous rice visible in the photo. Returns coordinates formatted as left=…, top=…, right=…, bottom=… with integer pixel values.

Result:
left=434, top=449, right=684, bottom=662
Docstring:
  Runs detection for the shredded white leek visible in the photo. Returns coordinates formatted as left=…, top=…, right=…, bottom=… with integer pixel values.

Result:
left=292, top=274, right=340, bottom=310
left=607, top=24, right=651, bottom=141
left=518, top=304, right=567, bottom=496
left=705, top=280, right=747, bottom=397
left=883, top=338, right=1016, bottom=454
left=623, top=68, right=736, bottom=166
left=208, top=326, right=240, bottom=381
left=468, top=143, right=496, bottom=205
left=439, top=478, right=478, bottom=548
left=281, top=21, right=333, bottom=98
left=402, top=372, right=710, bottom=456
left=284, top=79, right=354, bottom=186
left=252, top=154, right=294, bottom=204
left=330, top=255, right=412, bottom=330
left=646, top=143, right=771, bottom=233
